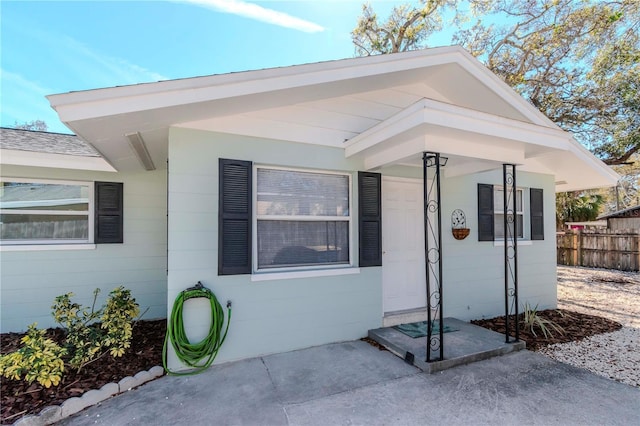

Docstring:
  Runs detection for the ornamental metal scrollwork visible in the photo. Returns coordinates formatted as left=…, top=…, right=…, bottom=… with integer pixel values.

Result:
left=503, top=164, right=520, bottom=343
left=423, top=152, right=446, bottom=362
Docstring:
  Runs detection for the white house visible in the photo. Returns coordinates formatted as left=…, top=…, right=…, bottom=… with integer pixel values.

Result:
left=1, top=47, right=617, bottom=369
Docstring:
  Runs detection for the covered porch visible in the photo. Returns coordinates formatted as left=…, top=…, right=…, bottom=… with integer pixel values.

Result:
left=345, top=97, right=614, bottom=369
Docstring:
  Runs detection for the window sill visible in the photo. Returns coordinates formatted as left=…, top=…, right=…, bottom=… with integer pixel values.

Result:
left=0, top=244, right=97, bottom=252
left=251, top=267, right=360, bottom=282
left=493, top=240, right=534, bottom=247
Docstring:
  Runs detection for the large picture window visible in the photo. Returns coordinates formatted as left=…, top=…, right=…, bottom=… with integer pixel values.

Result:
left=255, top=167, right=351, bottom=270
left=0, top=179, right=93, bottom=244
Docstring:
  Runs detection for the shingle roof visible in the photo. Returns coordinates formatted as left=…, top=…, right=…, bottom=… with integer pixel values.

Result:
left=0, top=127, right=101, bottom=157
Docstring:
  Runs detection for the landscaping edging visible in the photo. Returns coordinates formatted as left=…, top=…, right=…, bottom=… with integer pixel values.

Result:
left=12, top=366, right=165, bottom=426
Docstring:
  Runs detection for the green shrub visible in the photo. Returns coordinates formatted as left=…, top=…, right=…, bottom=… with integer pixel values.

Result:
left=52, top=286, right=140, bottom=371
left=0, top=323, right=66, bottom=388
left=521, top=302, right=565, bottom=338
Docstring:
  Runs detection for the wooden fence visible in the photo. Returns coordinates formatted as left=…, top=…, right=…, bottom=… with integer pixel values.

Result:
left=557, top=229, right=640, bottom=271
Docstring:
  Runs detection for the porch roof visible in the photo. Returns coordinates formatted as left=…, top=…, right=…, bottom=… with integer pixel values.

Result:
left=344, top=99, right=618, bottom=192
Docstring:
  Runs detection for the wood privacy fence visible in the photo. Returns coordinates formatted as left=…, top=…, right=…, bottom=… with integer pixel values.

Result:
left=557, top=229, right=640, bottom=271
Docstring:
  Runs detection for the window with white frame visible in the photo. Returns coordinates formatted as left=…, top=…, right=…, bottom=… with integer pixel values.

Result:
left=0, top=179, right=93, bottom=244
left=494, top=187, right=524, bottom=239
left=255, top=167, right=351, bottom=270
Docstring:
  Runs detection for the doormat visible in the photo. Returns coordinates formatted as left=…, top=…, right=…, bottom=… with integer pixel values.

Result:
left=393, top=320, right=460, bottom=338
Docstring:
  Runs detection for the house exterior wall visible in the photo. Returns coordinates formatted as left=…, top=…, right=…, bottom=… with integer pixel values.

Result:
left=439, top=169, right=557, bottom=320
left=167, top=128, right=381, bottom=368
left=0, top=165, right=167, bottom=332
left=167, top=127, right=558, bottom=369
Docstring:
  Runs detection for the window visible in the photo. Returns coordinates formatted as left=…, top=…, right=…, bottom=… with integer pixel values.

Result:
left=478, top=184, right=544, bottom=242
left=0, top=179, right=123, bottom=247
left=0, top=179, right=93, bottom=244
left=494, top=187, right=524, bottom=239
left=255, top=167, right=351, bottom=270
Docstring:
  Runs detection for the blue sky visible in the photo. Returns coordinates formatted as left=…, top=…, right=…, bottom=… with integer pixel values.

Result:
left=1, top=0, right=456, bottom=134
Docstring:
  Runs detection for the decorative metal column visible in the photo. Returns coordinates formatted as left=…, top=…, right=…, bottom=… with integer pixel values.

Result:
left=503, top=164, right=520, bottom=343
left=423, top=152, right=444, bottom=362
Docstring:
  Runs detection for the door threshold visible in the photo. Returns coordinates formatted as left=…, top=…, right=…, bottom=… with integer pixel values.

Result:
left=383, top=307, right=429, bottom=327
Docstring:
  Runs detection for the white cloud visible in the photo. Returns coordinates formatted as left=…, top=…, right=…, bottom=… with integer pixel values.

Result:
left=0, top=69, right=68, bottom=132
left=181, top=0, right=325, bottom=33
left=59, top=35, right=170, bottom=85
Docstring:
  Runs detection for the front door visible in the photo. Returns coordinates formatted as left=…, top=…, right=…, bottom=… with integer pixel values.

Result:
left=382, top=177, right=426, bottom=313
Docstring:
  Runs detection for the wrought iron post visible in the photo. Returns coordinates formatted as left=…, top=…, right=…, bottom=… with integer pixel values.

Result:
left=503, top=164, right=519, bottom=343
left=423, top=152, right=444, bottom=362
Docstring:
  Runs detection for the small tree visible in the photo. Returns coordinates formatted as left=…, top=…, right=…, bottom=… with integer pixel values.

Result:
left=12, top=120, right=48, bottom=131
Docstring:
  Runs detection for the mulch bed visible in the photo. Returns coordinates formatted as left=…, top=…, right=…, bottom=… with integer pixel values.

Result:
left=471, top=308, right=622, bottom=351
left=1, top=319, right=166, bottom=424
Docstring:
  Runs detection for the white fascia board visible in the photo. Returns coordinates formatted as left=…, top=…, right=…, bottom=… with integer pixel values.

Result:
left=345, top=99, right=569, bottom=158
left=566, top=137, right=619, bottom=186
left=450, top=49, right=557, bottom=129
left=362, top=135, right=525, bottom=170
left=0, top=149, right=117, bottom=172
left=50, top=47, right=529, bottom=125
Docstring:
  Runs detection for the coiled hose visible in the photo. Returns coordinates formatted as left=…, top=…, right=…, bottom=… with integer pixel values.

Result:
left=162, top=282, right=231, bottom=375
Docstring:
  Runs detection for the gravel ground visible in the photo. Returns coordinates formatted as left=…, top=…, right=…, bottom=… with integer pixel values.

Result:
left=539, top=266, right=640, bottom=387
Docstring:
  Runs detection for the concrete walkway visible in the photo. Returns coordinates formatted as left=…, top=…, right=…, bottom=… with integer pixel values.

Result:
left=60, top=341, right=640, bottom=426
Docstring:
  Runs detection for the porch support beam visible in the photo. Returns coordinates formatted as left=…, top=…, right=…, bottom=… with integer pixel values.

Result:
left=424, top=152, right=445, bottom=362
left=503, top=164, right=520, bottom=343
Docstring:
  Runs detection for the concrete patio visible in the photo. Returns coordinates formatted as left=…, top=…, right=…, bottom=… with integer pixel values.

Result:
left=368, top=317, right=526, bottom=373
left=57, top=340, right=640, bottom=426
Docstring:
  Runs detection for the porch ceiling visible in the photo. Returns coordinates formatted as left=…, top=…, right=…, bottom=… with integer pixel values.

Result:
left=344, top=99, right=618, bottom=191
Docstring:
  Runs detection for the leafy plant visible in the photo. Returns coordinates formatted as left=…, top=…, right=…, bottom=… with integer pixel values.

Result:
left=52, top=286, right=140, bottom=371
left=0, top=323, right=66, bottom=388
left=521, top=303, right=565, bottom=339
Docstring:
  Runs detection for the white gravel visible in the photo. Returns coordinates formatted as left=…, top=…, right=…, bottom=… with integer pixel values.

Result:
left=539, top=266, right=640, bottom=387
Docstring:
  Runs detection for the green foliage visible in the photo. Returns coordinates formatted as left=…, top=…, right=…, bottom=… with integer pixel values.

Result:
left=52, top=286, right=140, bottom=371
left=521, top=303, right=565, bottom=339
left=556, top=192, right=605, bottom=227
left=351, top=0, right=455, bottom=55
left=0, top=324, right=66, bottom=388
left=101, top=287, right=140, bottom=357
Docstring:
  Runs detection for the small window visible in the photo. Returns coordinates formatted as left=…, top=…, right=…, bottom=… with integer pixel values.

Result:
left=494, top=187, right=524, bottom=239
left=0, top=179, right=93, bottom=244
left=255, top=167, right=351, bottom=270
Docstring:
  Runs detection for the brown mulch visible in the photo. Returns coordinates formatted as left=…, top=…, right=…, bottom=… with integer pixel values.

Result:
left=0, top=319, right=166, bottom=424
left=471, top=308, right=622, bottom=351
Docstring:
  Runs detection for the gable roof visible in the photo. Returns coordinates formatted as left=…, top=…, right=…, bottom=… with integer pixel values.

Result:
left=46, top=46, right=617, bottom=190
left=0, top=127, right=115, bottom=172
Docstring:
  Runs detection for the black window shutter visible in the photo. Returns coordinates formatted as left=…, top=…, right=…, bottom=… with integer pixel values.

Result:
left=358, top=172, right=382, bottom=267
left=478, top=184, right=494, bottom=241
left=94, top=182, right=123, bottom=244
left=530, top=188, right=544, bottom=240
left=219, top=158, right=252, bottom=275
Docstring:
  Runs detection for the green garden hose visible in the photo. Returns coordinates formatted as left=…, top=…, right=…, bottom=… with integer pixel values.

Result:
left=162, top=282, right=231, bottom=375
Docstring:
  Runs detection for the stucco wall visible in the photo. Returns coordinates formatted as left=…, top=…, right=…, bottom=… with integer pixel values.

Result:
left=167, top=127, right=558, bottom=369
left=0, top=165, right=167, bottom=332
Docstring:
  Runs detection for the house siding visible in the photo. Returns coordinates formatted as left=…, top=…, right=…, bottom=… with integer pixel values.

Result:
left=167, top=128, right=381, bottom=368
left=0, top=165, right=167, bottom=332
left=439, top=169, right=557, bottom=320
left=167, top=127, right=557, bottom=369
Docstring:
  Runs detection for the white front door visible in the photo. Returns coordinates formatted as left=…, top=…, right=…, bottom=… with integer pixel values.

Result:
left=382, top=177, right=426, bottom=313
